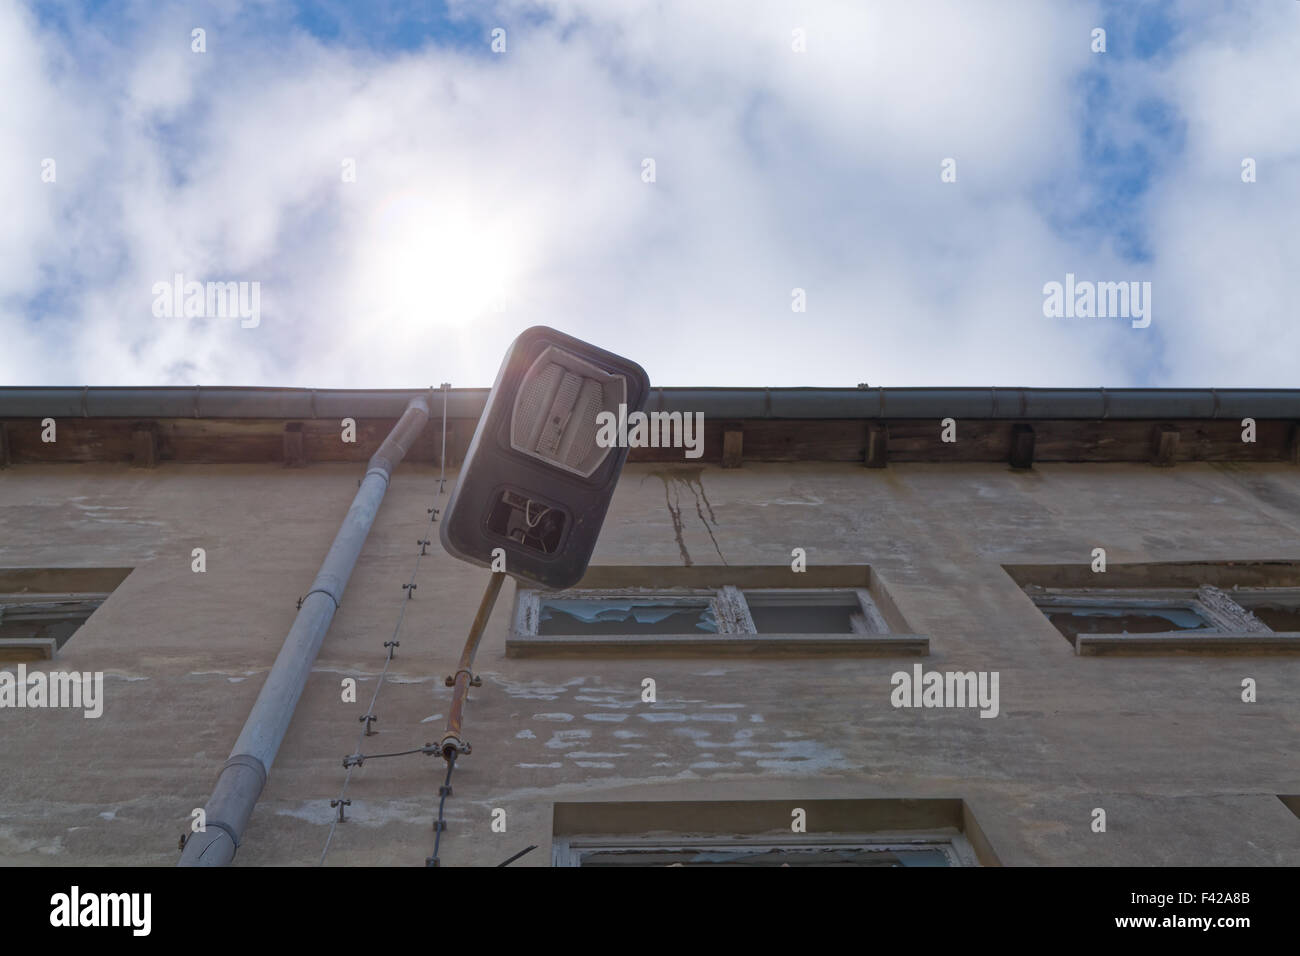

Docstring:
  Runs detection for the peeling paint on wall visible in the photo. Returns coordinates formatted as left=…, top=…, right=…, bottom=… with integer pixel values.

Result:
left=544, top=729, right=592, bottom=750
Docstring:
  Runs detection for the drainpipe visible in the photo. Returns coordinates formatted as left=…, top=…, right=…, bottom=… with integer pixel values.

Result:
left=179, top=394, right=431, bottom=866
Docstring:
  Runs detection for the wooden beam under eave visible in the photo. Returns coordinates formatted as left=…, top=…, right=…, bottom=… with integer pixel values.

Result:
left=130, top=424, right=159, bottom=468
left=721, top=422, right=744, bottom=468
left=0, top=423, right=10, bottom=468
left=283, top=422, right=306, bottom=468
left=1009, top=423, right=1035, bottom=470
left=1151, top=424, right=1179, bottom=467
left=1289, top=423, right=1300, bottom=464
left=864, top=423, right=888, bottom=468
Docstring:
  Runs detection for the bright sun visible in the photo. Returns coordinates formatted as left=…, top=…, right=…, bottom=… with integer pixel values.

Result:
left=358, top=192, right=520, bottom=332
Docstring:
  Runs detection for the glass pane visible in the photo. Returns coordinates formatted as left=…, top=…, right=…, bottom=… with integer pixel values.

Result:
left=538, top=598, right=718, bottom=635
left=746, top=603, right=857, bottom=634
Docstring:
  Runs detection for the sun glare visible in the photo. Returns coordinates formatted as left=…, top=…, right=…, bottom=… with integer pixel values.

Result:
left=358, top=192, right=519, bottom=333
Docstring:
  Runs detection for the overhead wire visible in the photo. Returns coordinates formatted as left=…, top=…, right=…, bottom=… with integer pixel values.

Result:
left=318, top=385, right=450, bottom=867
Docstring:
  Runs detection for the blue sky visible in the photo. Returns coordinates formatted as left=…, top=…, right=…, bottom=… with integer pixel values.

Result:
left=3, top=0, right=1298, bottom=388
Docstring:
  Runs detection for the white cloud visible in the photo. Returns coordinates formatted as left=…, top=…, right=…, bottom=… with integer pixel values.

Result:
left=1, top=0, right=1296, bottom=388
left=1138, top=1, right=1300, bottom=385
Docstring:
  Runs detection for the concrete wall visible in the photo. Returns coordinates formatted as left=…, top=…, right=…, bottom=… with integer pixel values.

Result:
left=1, top=460, right=1299, bottom=865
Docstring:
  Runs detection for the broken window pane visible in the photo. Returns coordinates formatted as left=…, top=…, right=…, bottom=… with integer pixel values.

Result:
left=1042, top=604, right=1211, bottom=643
left=537, top=598, right=718, bottom=636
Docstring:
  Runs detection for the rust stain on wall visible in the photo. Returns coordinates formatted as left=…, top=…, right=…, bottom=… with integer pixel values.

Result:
left=651, top=468, right=726, bottom=566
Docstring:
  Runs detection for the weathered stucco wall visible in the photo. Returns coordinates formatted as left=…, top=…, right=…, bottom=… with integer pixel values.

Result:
left=2, top=460, right=1299, bottom=865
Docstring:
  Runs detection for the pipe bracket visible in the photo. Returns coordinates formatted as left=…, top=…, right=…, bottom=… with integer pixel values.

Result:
left=301, top=587, right=341, bottom=611
left=201, top=819, right=242, bottom=851
left=438, top=732, right=470, bottom=758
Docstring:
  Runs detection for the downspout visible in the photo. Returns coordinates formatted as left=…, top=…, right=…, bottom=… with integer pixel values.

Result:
left=178, top=394, right=431, bottom=866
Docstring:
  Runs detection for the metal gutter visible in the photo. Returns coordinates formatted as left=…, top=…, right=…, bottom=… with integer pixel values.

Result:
left=2, top=386, right=1300, bottom=420
left=0, top=386, right=489, bottom=420
left=177, top=394, right=431, bottom=866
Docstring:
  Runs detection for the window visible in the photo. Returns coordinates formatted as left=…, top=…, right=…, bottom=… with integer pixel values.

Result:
left=1281, top=796, right=1300, bottom=823
left=553, top=834, right=974, bottom=867
left=1024, top=584, right=1300, bottom=655
left=0, top=567, right=131, bottom=662
left=529, top=587, right=881, bottom=637
left=550, top=799, right=996, bottom=867
left=508, top=566, right=926, bottom=657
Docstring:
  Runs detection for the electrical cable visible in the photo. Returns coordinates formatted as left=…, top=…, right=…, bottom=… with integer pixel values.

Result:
left=318, top=386, right=451, bottom=866
left=426, top=752, right=457, bottom=867
left=497, top=845, right=538, bottom=867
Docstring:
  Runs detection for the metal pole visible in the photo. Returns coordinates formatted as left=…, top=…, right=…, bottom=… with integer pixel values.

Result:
left=438, top=382, right=450, bottom=493
left=179, top=395, right=431, bottom=866
left=439, top=571, right=506, bottom=758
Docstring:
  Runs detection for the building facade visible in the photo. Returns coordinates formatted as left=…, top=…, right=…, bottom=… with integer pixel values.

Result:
left=2, top=387, right=1299, bottom=865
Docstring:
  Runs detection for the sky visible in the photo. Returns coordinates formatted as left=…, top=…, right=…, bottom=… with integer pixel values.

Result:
left=2, top=0, right=1298, bottom=389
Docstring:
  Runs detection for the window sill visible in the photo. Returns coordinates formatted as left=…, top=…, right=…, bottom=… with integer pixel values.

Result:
left=505, top=633, right=929, bottom=658
left=1076, top=632, right=1300, bottom=656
